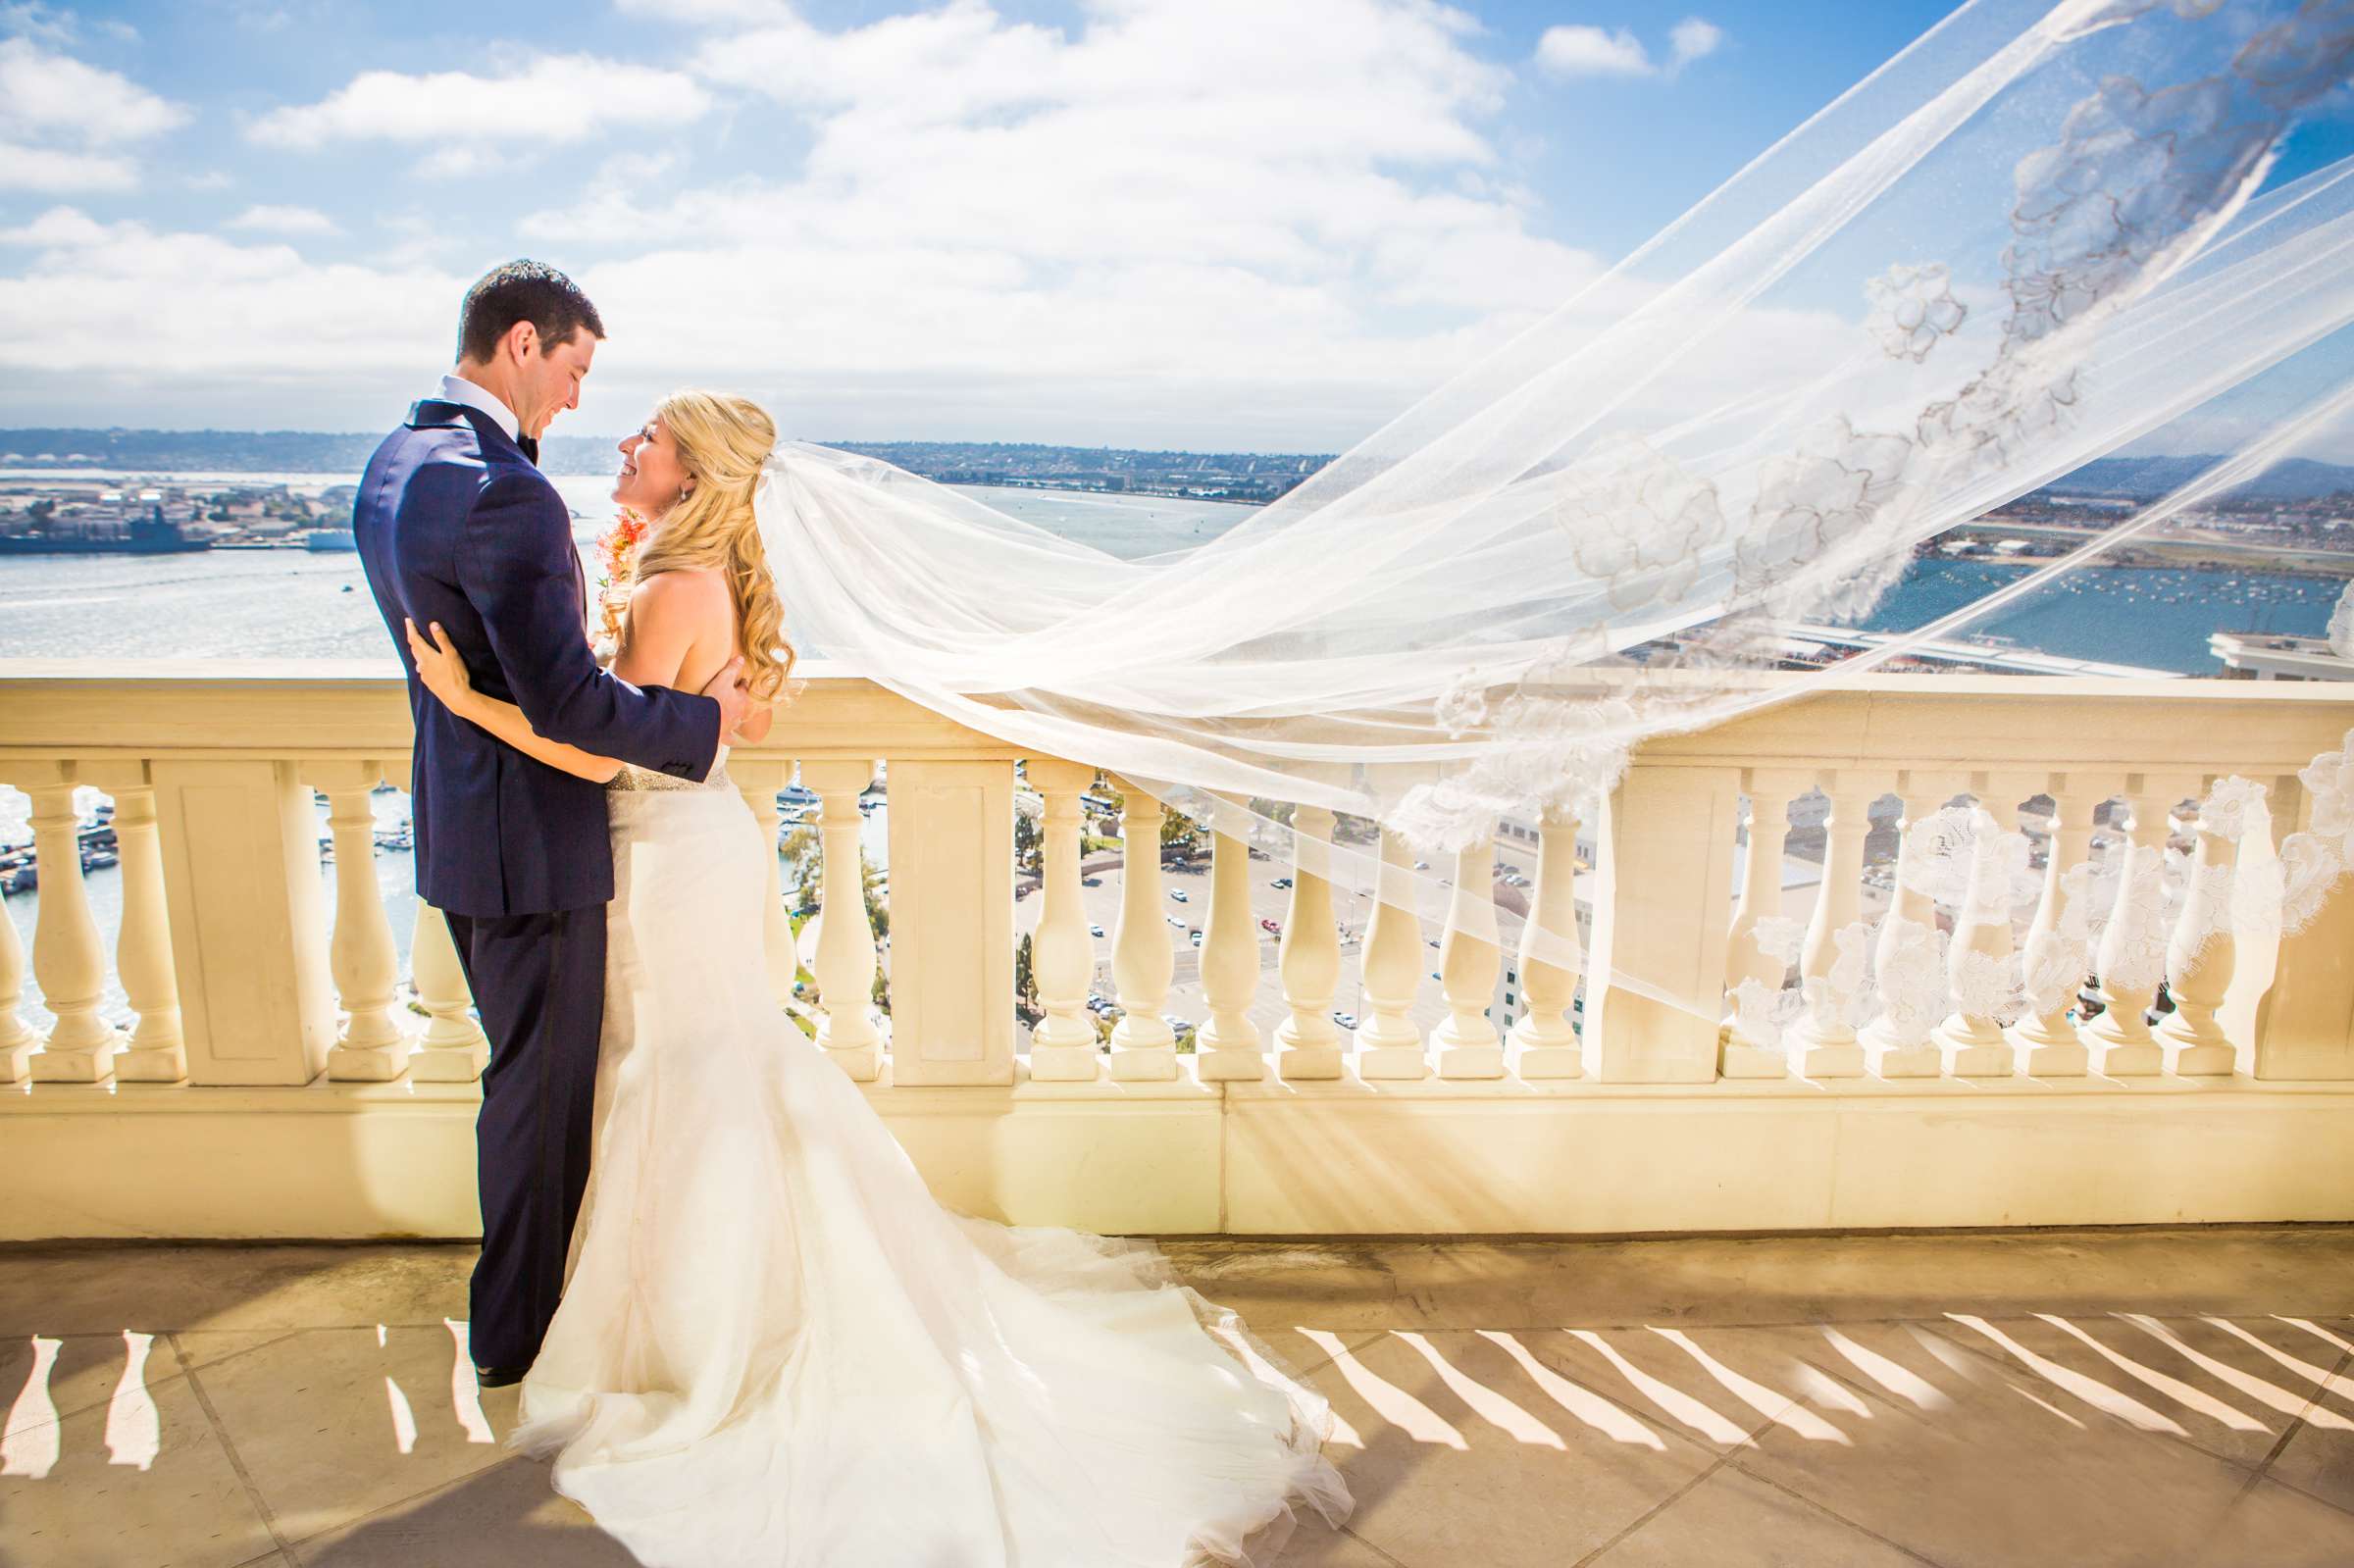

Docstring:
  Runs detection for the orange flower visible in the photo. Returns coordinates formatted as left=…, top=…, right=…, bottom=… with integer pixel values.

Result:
left=592, top=510, right=649, bottom=646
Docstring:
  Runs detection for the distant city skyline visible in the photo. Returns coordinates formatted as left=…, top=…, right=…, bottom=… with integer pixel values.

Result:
left=2, top=1, right=2349, bottom=456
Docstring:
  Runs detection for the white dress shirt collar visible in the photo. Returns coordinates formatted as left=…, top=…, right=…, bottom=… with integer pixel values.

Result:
left=437, top=373, right=522, bottom=443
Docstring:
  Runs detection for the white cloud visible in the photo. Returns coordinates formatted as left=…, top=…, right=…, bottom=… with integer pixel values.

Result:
left=1669, top=17, right=1724, bottom=71
left=246, top=54, right=710, bottom=151
left=1534, top=16, right=1722, bottom=79
left=0, top=2, right=74, bottom=44
left=0, top=141, right=137, bottom=191
left=0, top=37, right=185, bottom=143
left=227, top=203, right=341, bottom=235
left=0, top=37, right=181, bottom=191
left=613, top=0, right=790, bottom=19
left=1533, top=25, right=1653, bottom=78
left=0, top=207, right=461, bottom=399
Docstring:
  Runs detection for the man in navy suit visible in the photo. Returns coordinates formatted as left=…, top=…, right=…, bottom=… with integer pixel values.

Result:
left=354, top=260, right=751, bottom=1385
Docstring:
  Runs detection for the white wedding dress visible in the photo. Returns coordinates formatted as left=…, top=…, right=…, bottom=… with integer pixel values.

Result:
left=506, top=744, right=1353, bottom=1567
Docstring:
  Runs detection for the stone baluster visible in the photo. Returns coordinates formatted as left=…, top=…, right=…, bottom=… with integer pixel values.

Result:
left=1507, top=803, right=1585, bottom=1080
left=885, top=758, right=1014, bottom=1086
left=1354, top=826, right=1429, bottom=1080
left=1027, top=758, right=1101, bottom=1082
left=0, top=787, right=35, bottom=1078
left=2008, top=777, right=2104, bottom=1077
left=1195, top=794, right=1266, bottom=1082
left=1932, top=779, right=2028, bottom=1079
left=2157, top=784, right=2238, bottom=1076
left=1584, top=765, right=1740, bottom=1083
left=2250, top=764, right=2354, bottom=1081
left=1723, top=772, right=1804, bottom=1078
left=1273, top=801, right=1345, bottom=1081
left=25, top=767, right=124, bottom=1082
left=1859, top=774, right=1959, bottom=1079
left=1785, top=773, right=1871, bottom=1079
left=306, top=763, right=414, bottom=1082
left=803, top=758, right=883, bottom=1081
left=81, top=766, right=185, bottom=1083
left=2085, top=782, right=2181, bottom=1076
left=1433, top=828, right=1506, bottom=1079
left=1106, top=779, right=1178, bottom=1082
left=144, top=758, right=335, bottom=1086
left=733, top=758, right=799, bottom=1009
left=406, top=902, right=488, bottom=1082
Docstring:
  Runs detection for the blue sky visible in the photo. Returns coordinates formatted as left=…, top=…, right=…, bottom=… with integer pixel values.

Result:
left=0, top=0, right=2346, bottom=449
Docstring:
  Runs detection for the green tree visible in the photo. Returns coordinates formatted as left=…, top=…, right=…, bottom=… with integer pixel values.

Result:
left=778, top=822, right=888, bottom=938
left=1013, top=932, right=1040, bottom=1024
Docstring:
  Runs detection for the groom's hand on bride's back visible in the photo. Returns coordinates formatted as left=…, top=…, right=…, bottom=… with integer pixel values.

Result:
left=701, top=656, right=751, bottom=740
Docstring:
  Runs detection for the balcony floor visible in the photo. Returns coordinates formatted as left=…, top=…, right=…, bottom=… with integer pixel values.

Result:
left=4, top=1226, right=2352, bottom=1567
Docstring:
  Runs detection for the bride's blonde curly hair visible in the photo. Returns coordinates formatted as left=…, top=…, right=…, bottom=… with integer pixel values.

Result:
left=624, top=390, right=796, bottom=703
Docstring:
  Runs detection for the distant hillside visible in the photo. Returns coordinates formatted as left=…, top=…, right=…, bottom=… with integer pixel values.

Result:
left=2036, top=454, right=2354, bottom=502
left=25, top=428, right=2340, bottom=505
left=0, top=428, right=1333, bottom=500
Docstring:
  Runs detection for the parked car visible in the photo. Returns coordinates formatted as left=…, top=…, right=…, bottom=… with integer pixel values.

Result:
left=1081, top=876, right=1102, bottom=886
left=1270, top=877, right=1293, bottom=889
left=1162, top=1014, right=1192, bottom=1033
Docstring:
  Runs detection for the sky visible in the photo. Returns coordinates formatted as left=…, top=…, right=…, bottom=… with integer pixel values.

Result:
left=0, top=0, right=2347, bottom=451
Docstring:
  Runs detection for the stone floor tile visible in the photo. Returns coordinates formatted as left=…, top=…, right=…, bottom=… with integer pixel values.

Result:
left=287, top=1456, right=627, bottom=1567
left=1514, top=1323, right=1811, bottom=1455
left=181, top=1325, right=520, bottom=1547
left=4, top=1327, right=188, bottom=1437
left=1269, top=1325, right=1721, bottom=1568
left=0, top=1245, right=472, bottom=1340
left=1723, top=1319, right=2271, bottom=1568
left=1360, top=1229, right=2354, bottom=1331
left=1590, top=1464, right=1933, bottom=1567
left=0, top=1369, right=279, bottom=1568
left=1242, top=1509, right=1421, bottom=1568
left=1911, top=1312, right=2354, bottom=1472
left=2266, top=1357, right=2354, bottom=1515
left=1164, top=1241, right=1432, bottom=1336
left=2186, top=1477, right=2354, bottom=1567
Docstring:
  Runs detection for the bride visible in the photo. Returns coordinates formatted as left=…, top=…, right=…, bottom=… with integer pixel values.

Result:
left=401, top=389, right=1352, bottom=1567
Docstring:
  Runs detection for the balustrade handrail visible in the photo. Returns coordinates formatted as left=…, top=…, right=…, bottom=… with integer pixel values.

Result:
left=6, top=658, right=2349, bottom=770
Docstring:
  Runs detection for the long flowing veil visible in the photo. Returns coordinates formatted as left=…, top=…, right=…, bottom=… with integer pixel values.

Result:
left=754, top=0, right=2354, bottom=1030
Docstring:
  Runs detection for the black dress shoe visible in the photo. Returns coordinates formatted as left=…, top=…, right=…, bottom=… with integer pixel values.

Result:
left=474, top=1363, right=531, bottom=1389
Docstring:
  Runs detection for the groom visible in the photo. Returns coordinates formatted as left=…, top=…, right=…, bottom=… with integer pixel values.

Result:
left=354, top=260, right=751, bottom=1386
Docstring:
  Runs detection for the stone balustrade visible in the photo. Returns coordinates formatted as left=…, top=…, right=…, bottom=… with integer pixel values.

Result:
left=2, top=661, right=2351, bottom=1241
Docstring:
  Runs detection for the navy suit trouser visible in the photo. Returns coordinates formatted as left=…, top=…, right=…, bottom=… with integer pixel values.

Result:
left=443, top=905, right=607, bottom=1371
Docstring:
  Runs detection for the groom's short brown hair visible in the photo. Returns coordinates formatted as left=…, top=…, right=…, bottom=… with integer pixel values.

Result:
left=456, top=259, right=606, bottom=364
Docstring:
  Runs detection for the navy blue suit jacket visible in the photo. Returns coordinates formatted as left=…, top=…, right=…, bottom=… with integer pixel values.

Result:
left=354, top=399, right=720, bottom=917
